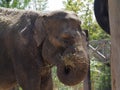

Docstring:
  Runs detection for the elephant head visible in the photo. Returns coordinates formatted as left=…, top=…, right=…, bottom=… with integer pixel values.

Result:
left=34, top=11, right=89, bottom=86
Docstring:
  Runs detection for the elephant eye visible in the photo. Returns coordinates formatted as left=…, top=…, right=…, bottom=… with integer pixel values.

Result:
left=63, top=38, right=72, bottom=46
left=61, top=32, right=70, bottom=39
left=49, top=36, right=66, bottom=48
left=60, top=33, right=75, bottom=46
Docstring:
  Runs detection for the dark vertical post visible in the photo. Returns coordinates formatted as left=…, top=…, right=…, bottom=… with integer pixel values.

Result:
left=83, top=66, right=91, bottom=90
left=83, top=30, right=91, bottom=90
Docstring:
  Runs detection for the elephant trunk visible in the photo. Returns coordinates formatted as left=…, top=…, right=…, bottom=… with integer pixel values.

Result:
left=57, top=45, right=88, bottom=86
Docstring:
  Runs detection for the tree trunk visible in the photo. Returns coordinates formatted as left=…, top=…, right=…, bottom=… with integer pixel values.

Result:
left=108, top=0, right=120, bottom=90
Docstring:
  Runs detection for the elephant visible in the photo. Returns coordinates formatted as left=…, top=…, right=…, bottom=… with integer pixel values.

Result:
left=0, top=8, right=89, bottom=90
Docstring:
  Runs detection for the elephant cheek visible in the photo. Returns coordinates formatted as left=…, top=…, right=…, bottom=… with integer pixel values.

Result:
left=42, top=44, right=54, bottom=64
left=42, top=40, right=61, bottom=65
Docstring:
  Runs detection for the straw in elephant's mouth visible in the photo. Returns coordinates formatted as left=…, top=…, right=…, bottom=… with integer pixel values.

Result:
left=62, top=53, right=88, bottom=66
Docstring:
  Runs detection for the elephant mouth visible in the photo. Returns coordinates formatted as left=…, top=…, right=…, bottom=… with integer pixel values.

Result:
left=57, top=51, right=89, bottom=86
left=64, top=65, right=72, bottom=75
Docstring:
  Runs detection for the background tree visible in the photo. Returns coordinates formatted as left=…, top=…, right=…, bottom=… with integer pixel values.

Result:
left=0, top=0, right=31, bottom=9
left=0, top=0, right=47, bottom=10
left=27, top=0, right=47, bottom=11
left=63, top=0, right=109, bottom=40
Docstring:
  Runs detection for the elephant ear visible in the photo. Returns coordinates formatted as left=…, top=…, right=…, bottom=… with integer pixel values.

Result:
left=34, top=15, right=47, bottom=47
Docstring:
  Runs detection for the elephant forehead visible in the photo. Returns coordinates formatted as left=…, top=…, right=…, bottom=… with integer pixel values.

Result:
left=47, top=11, right=81, bottom=22
left=65, top=12, right=79, bottom=20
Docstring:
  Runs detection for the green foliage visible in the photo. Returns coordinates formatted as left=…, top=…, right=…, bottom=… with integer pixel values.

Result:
left=0, top=0, right=31, bottom=9
left=90, top=60, right=111, bottom=90
left=28, top=0, right=47, bottom=11
left=0, top=0, right=47, bottom=10
left=63, top=0, right=109, bottom=40
left=63, top=0, right=84, bottom=14
left=35, top=0, right=47, bottom=11
left=0, top=0, right=11, bottom=7
left=19, top=87, right=22, bottom=90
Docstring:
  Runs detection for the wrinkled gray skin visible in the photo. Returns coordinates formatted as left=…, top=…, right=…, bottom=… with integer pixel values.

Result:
left=0, top=8, right=88, bottom=90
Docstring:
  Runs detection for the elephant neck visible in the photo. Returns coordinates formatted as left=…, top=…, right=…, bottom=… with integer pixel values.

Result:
left=41, top=63, right=53, bottom=69
left=40, top=62, right=53, bottom=76
left=38, top=38, right=54, bottom=70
